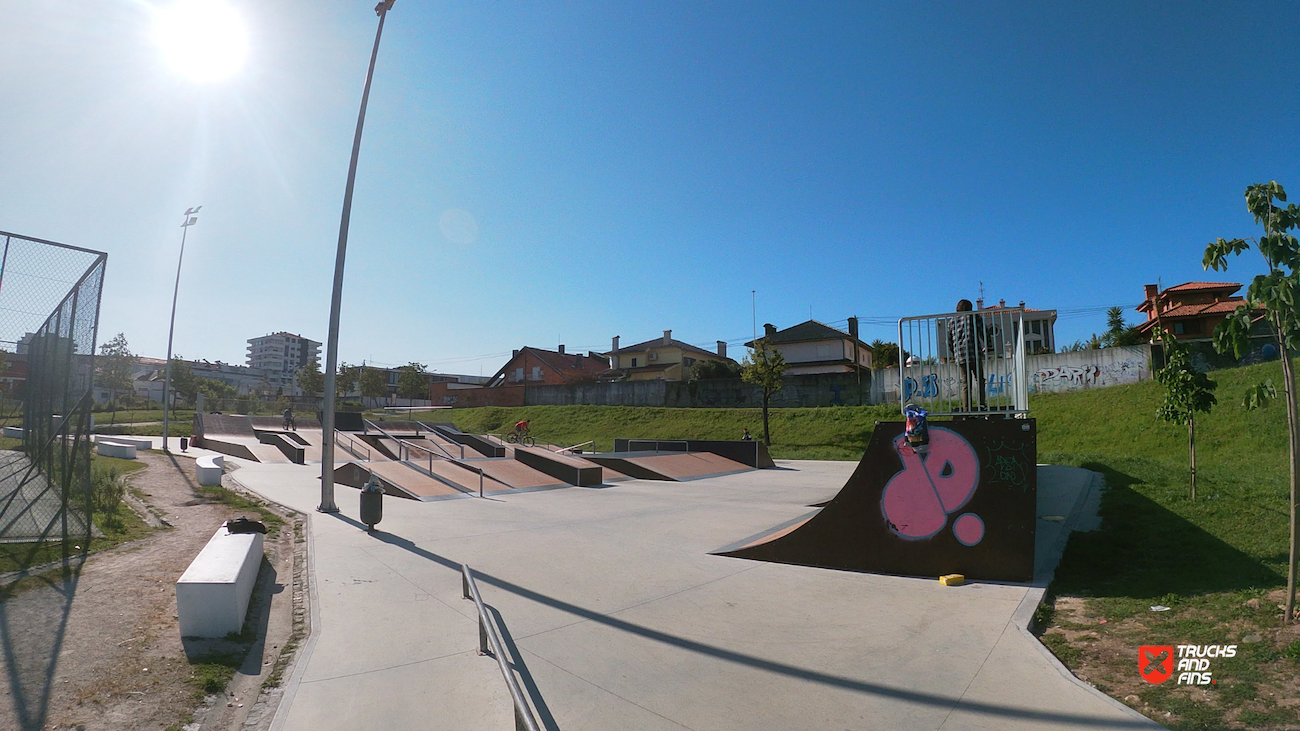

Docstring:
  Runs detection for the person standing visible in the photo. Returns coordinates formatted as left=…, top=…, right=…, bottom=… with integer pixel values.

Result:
left=948, top=299, right=986, bottom=411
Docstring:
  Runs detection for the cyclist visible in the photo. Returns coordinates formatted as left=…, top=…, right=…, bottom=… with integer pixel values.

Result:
left=513, top=419, right=530, bottom=439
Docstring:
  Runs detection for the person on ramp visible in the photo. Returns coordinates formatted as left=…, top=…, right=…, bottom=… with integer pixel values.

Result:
left=948, top=299, right=986, bottom=412
left=283, top=406, right=296, bottom=431
left=513, top=419, right=530, bottom=439
left=741, top=428, right=753, bottom=441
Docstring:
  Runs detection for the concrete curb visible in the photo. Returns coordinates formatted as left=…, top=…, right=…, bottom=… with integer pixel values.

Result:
left=1014, top=470, right=1163, bottom=728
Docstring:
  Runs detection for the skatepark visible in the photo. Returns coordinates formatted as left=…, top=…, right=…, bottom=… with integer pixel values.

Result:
left=173, top=409, right=1157, bottom=730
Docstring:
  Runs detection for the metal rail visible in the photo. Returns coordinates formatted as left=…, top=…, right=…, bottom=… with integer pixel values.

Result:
left=556, top=440, right=593, bottom=454
left=461, top=565, right=543, bottom=731
left=368, top=419, right=489, bottom=496
left=334, top=429, right=371, bottom=461
left=624, top=439, right=690, bottom=454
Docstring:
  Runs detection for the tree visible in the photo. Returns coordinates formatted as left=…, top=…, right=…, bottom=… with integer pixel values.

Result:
left=1203, top=180, right=1300, bottom=624
left=690, top=359, right=741, bottom=381
left=1103, top=306, right=1143, bottom=347
left=396, top=362, right=429, bottom=400
left=296, top=360, right=324, bottom=397
left=741, top=339, right=787, bottom=445
left=359, top=366, right=387, bottom=404
left=96, top=333, right=134, bottom=422
left=337, top=363, right=362, bottom=399
left=169, top=356, right=197, bottom=401
left=1153, top=329, right=1217, bottom=501
left=869, top=340, right=904, bottom=368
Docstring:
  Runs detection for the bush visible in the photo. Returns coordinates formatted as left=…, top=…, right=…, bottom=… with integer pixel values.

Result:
left=91, top=463, right=125, bottom=527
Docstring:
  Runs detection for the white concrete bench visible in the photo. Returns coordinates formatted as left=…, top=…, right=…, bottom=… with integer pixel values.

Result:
left=196, top=455, right=224, bottom=486
left=95, top=435, right=152, bottom=450
left=96, top=440, right=137, bottom=459
left=2, top=426, right=23, bottom=439
left=176, top=523, right=264, bottom=638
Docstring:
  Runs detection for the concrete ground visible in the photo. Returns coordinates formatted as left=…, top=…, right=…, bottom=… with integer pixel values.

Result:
left=227, top=459, right=1160, bottom=731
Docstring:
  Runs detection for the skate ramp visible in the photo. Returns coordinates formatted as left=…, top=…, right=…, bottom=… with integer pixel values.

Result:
left=514, top=447, right=604, bottom=486
left=614, top=439, right=775, bottom=468
left=718, top=419, right=1037, bottom=583
left=583, top=451, right=753, bottom=481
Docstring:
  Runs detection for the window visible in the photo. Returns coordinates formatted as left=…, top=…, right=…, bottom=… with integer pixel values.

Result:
left=513, top=367, right=523, bottom=382
left=816, top=344, right=832, bottom=358
left=631, top=358, right=638, bottom=367
left=531, top=366, right=542, bottom=381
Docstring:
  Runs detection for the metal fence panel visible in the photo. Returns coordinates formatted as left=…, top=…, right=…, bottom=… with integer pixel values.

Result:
left=0, top=231, right=106, bottom=546
left=897, top=308, right=1041, bottom=417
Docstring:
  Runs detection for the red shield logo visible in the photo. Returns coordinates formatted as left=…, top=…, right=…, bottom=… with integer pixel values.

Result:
left=1139, top=645, right=1174, bottom=684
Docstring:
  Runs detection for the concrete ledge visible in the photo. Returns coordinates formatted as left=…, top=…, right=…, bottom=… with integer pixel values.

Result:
left=95, top=435, right=152, bottom=450
left=196, top=455, right=225, bottom=486
left=176, top=523, right=263, bottom=638
left=96, top=440, right=137, bottom=459
left=2, top=426, right=23, bottom=439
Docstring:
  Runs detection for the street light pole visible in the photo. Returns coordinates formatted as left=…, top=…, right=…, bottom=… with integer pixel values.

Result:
left=162, top=206, right=200, bottom=452
left=320, top=0, right=397, bottom=513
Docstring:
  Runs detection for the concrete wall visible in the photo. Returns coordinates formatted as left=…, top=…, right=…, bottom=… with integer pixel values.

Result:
left=1027, top=344, right=1150, bottom=394
left=432, top=346, right=1151, bottom=410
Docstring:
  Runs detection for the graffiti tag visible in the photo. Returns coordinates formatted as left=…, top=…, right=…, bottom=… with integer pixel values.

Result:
left=881, top=427, right=985, bottom=545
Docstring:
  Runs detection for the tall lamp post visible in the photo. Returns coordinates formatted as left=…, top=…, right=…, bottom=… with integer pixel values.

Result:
left=320, top=0, right=397, bottom=513
left=162, top=206, right=201, bottom=452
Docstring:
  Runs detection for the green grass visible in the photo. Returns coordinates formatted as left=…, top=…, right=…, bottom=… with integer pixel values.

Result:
left=370, top=403, right=900, bottom=459
left=0, top=455, right=151, bottom=578
left=91, top=408, right=196, bottom=425
left=99, top=422, right=194, bottom=437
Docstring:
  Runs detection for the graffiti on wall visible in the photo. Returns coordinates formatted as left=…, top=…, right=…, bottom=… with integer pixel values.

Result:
left=881, top=427, right=985, bottom=546
left=1030, top=356, right=1145, bottom=393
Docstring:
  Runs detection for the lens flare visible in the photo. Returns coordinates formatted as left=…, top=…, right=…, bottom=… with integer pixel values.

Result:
left=155, top=0, right=249, bottom=82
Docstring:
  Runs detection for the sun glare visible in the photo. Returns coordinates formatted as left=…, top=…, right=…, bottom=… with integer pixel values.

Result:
left=155, top=0, right=249, bottom=82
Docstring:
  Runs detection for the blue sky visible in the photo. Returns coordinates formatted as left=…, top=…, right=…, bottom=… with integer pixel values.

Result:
left=0, top=1, right=1295, bottom=376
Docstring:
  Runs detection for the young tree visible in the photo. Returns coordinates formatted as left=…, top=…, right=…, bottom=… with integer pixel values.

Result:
left=396, top=362, right=429, bottom=400
left=741, top=339, right=787, bottom=445
left=1153, top=329, right=1217, bottom=500
left=359, top=366, right=388, bottom=405
left=869, top=340, right=903, bottom=368
left=1204, top=180, right=1300, bottom=623
left=296, top=360, right=324, bottom=397
left=96, top=332, right=134, bottom=423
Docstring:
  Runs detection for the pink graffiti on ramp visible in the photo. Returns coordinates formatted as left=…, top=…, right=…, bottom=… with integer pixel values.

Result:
left=881, top=427, right=982, bottom=543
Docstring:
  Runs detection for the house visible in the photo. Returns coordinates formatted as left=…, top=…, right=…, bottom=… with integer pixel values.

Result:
left=1136, top=282, right=1262, bottom=340
left=746, top=320, right=872, bottom=375
left=487, top=346, right=609, bottom=387
left=603, top=330, right=733, bottom=381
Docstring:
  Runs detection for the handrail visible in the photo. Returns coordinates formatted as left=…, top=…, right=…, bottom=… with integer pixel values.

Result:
left=368, top=419, right=489, bottom=496
left=461, top=565, right=543, bottom=731
left=625, top=438, right=690, bottom=454
left=556, top=440, right=593, bottom=453
left=334, top=429, right=371, bottom=461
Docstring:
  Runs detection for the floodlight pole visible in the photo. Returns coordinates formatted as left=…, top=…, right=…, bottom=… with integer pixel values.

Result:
left=162, top=207, right=200, bottom=452
left=320, top=0, right=396, bottom=513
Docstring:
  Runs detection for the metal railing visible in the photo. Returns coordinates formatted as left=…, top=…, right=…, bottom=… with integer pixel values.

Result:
left=461, top=564, right=543, bottom=731
left=334, top=429, right=371, bottom=461
left=624, top=439, right=690, bottom=454
left=368, top=419, right=488, bottom=496
left=556, top=440, right=593, bottom=454
left=896, top=307, right=1041, bottom=417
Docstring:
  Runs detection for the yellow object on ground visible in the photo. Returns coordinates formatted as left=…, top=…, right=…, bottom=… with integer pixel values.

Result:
left=939, top=574, right=965, bottom=586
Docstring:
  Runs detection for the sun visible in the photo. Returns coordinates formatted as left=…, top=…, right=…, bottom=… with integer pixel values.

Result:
left=155, top=0, right=249, bottom=82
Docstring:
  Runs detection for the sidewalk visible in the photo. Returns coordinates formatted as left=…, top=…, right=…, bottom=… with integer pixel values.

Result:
left=231, top=459, right=1160, bottom=731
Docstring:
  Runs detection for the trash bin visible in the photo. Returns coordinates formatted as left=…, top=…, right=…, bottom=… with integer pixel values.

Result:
left=179, top=437, right=189, bottom=452
left=359, top=474, right=383, bottom=531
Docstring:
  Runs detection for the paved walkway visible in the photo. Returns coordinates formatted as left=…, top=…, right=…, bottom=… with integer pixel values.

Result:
left=229, top=459, right=1160, bottom=731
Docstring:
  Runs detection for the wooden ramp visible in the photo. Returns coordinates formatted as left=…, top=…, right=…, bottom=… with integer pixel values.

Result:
left=582, top=451, right=752, bottom=481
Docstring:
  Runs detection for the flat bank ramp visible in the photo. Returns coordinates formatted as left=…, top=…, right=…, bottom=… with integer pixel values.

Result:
left=583, top=451, right=752, bottom=481
left=514, top=447, right=604, bottom=486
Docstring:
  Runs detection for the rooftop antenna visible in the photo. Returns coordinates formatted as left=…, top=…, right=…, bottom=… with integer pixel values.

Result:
left=752, top=290, right=756, bottom=344
left=979, top=281, right=985, bottom=303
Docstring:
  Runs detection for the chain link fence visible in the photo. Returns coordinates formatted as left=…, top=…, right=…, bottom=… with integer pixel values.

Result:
left=0, top=231, right=106, bottom=549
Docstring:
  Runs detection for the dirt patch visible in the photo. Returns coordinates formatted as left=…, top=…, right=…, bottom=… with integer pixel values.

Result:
left=1037, top=593, right=1300, bottom=730
left=0, top=451, right=304, bottom=731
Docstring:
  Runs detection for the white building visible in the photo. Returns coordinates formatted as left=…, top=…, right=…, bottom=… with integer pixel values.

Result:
left=247, top=332, right=321, bottom=394
left=747, top=320, right=873, bottom=376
